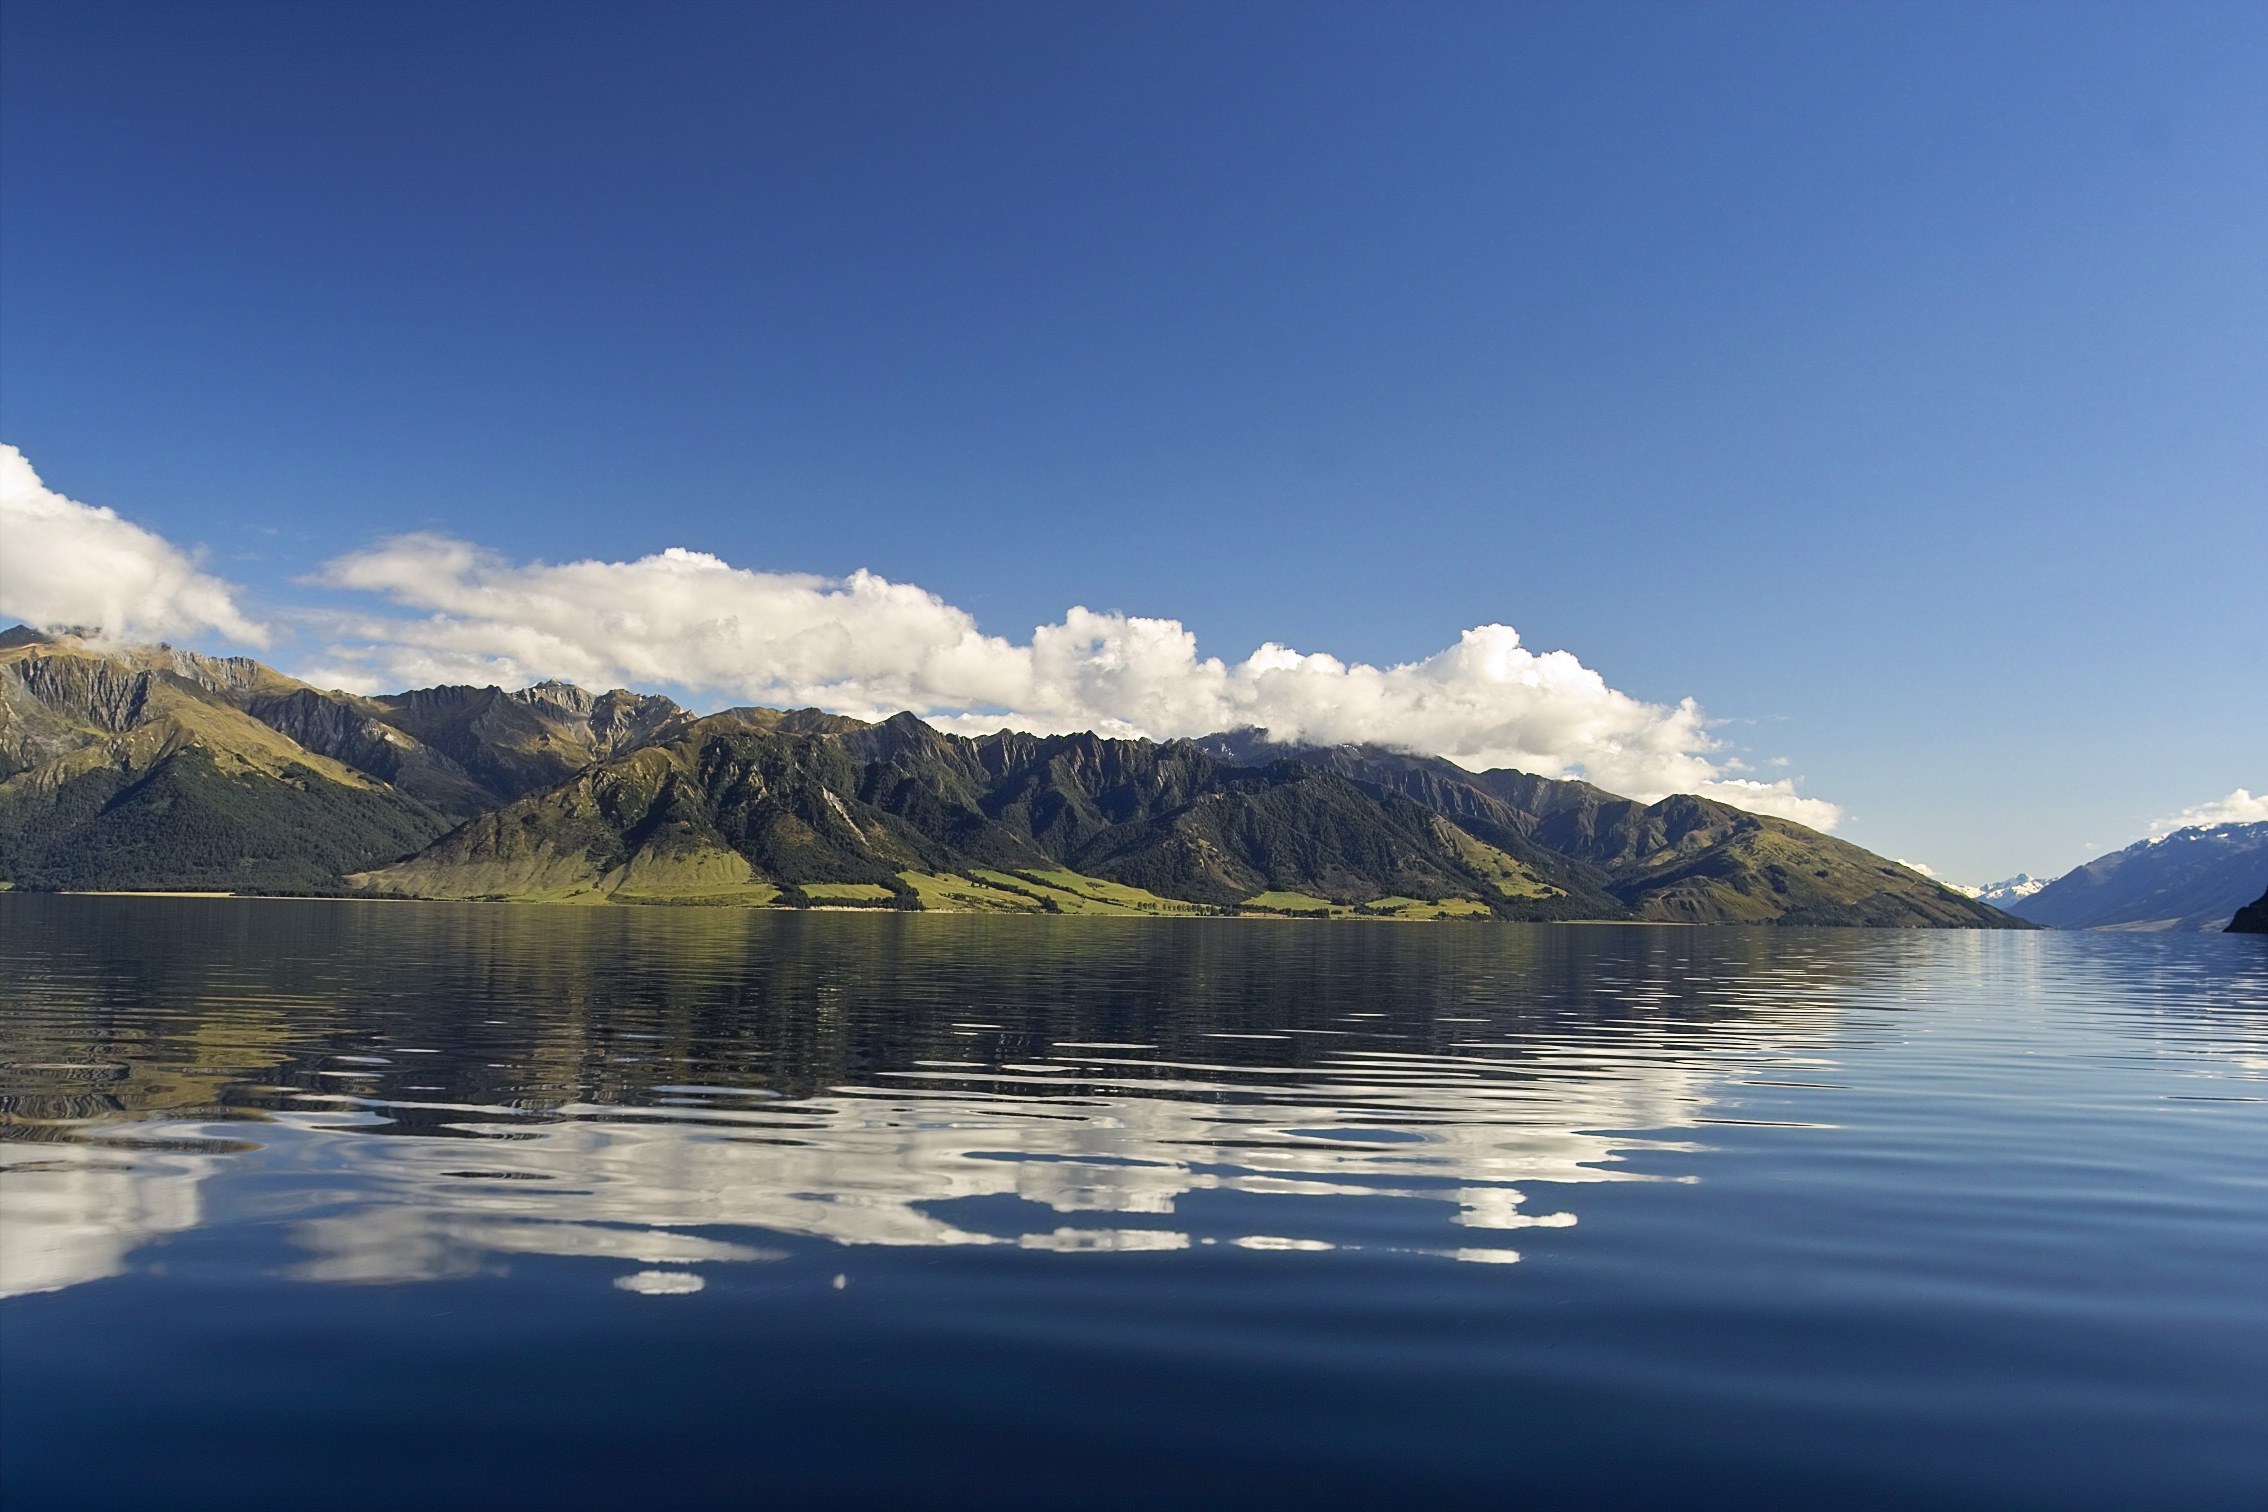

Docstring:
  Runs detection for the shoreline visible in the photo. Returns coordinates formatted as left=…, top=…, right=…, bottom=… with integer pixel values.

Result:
left=23, top=888, right=1643, bottom=923
left=8, top=891, right=2023, bottom=929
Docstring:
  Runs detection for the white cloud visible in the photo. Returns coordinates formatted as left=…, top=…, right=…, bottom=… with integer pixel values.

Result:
left=1895, top=859, right=1985, bottom=895
left=306, top=534, right=1842, bottom=828
left=0, top=445, right=268, bottom=647
left=2150, top=788, right=2268, bottom=837
left=0, top=443, right=1843, bottom=828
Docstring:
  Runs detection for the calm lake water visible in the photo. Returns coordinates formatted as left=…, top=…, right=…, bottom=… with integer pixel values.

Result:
left=2, top=897, right=2264, bottom=1509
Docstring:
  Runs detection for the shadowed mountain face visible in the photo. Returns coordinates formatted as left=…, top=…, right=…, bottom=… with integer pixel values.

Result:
left=2011, top=823, right=2268, bottom=932
left=358, top=681, right=692, bottom=809
left=239, top=678, right=691, bottom=817
left=1, top=631, right=2018, bottom=925
left=359, top=714, right=1597, bottom=916
left=367, top=718, right=2011, bottom=925
left=1193, top=733, right=2014, bottom=927
left=0, top=632, right=692, bottom=892
left=2229, top=886, right=2268, bottom=934
left=0, top=635, right=449, bottom=891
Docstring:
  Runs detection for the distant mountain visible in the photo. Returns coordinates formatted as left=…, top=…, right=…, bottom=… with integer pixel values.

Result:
left=1, top=630, right=2024, bottom=926
left=2229, top=885, right=2268, bottom=934
left=2007, top=823, right=2268, bottom=931
left=1970, top=874, right=2049, bottom=907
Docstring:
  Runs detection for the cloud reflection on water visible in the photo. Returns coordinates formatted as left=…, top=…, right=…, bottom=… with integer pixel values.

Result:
left=0, top=1145, right=218, bottom=1297
left=260, top=1041, right=1720, bottom=1284
left=1, top=1010, right=1784, bottom=1295
left=1, top=902, right=1906, bottom=1297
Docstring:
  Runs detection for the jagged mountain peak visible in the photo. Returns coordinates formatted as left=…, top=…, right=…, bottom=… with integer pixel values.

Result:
left=1969, top=874, right=2048, bottom=906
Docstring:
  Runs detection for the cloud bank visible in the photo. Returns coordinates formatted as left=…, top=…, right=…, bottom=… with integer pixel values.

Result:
left=0, top=444, right=1837, bottom=826
left=308, top=534, right=1840, bottom=827
left=2151, top=788, right=2268, bottom=836
left=0, top=445, right=268, bottom=646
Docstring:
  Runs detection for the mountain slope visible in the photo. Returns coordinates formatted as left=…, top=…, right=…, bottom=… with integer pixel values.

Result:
left=2009, top=823, right=2268, bottom=931
left=1191, top=732, right=1627, bottom=911
left=864, top=720, right=1575, bottom=908
left=347, top=681, right=692, bottom=811
left=1193, top=733, right=2013, bottom=927
left=363, top=714, right=2013, bottom=925
left=2229, top=885, right=2268, bottom=934
left=6, top=630, right=697, bottom=822
left=237, top=677, right=691, bottom=818
left=354, top=715, right=1584, bottom=915
left=0, top=635, right=448, bottom=891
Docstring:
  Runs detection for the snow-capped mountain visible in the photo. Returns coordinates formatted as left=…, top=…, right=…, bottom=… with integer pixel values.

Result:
left=2007, top=822, right=2268, bottom=931
left=1969, top=874, right=2049, bottom=907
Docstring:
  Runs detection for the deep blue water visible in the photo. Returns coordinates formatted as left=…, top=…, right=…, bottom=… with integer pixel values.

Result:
left=2, top=897, right=2265, bottom=1509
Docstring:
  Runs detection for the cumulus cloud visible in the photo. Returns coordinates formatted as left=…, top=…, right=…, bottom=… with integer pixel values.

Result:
left=2151, top=788, right=2268, bottom=836
left=306, top=534, right=1841, bottom=827
left=0, top=445, right=268, bottom=646
left=0, top=442, right=1842, bottom=827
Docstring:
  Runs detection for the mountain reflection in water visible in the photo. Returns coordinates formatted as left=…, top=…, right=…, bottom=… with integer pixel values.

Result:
left=5, top=899, right=2266, bottom=1511
left=1, top=901, right=1851, bottom=1295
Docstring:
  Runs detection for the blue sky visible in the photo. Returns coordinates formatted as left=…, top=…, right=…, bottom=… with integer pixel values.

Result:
left=3, top=0, right=2262, bottom=882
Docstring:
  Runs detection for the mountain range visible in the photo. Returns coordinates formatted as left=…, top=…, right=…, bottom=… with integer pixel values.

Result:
left=0, top=628, right=2018, bottom=926
left=2004, top=822, right=2268, bottom=932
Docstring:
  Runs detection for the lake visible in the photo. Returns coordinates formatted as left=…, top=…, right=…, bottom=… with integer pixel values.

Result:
left=2, top=896, right=2264, bottom=1509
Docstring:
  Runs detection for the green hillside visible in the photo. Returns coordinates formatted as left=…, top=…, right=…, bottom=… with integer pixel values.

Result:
left=0, top=744, right=445, bottom=892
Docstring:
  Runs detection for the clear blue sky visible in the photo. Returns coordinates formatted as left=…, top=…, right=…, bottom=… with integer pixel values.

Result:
left=3, top=0, right=2262, bottom=882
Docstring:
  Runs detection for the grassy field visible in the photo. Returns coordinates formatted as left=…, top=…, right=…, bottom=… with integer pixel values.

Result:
left=898, top=871, right=1045, bottom=912
left=1238, top=889, right=1494, bottom=919
left=799, top=882, right=897, bottom=904
left=1356, top=895, right=1494, bottom=920
left=350, top=859, right=1495, bottom=920
left=611, top=883, right=783, bottom=907
left=967, top=868, right=1207, bottom=915
left=1241, top=889, right=1342, bottom=914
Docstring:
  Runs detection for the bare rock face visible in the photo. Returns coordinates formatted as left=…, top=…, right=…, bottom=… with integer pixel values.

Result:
left=362, top=682, right=692, bottom=809
left=241, top=687, right=495, bottom=818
